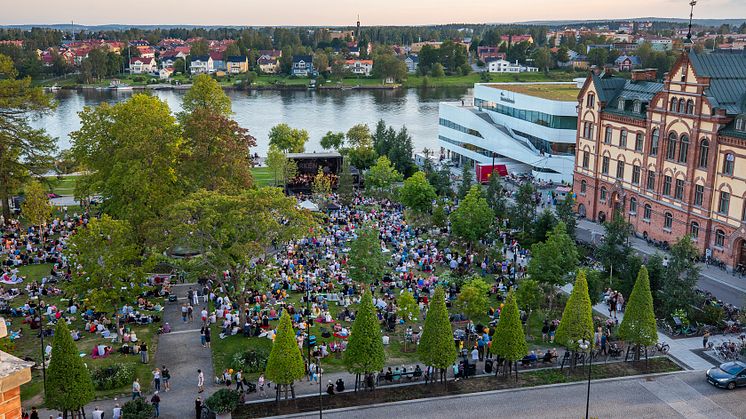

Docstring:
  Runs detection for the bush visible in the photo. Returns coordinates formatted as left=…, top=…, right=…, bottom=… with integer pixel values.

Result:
left=693, top=305, right=725, bottom=326
left=91, top=363, right=135, bottom=390
left=230, top=346, right=270, bottom=373
left=205, top=389, right=240, bottom=414
left=122, top=398, right=155, bottom=419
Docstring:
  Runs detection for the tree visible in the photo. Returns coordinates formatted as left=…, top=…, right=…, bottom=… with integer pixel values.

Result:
left=418, top=287, right=457, bottom=384
left=659, top=235, right=700, bottom=319
left=121, top=398, right=156, bottom=419
left=388, top=126, right=415, bottom=177
left=311, top=167, right=332, bottom=197
left=587, top=48, right=608, bottom=67
left=530, top=208, right=558, bottom=244
left=21, top=179, right=51, bottom=229
left=618, top=265, right=657, bottom=360
left=372, top=52, right=407, bottom=82
left=268, top=123, right=309, bottom=153
left=555, top=270, right=594, bottom=351
left=265, top=311, right=306, bottom=400
left=398, top=290, right=419, bottom=323
left=428, top=165, right=452, bottom=198
left=511, top=181, right=536, bottom=233
left=346, top=124, right=372, bottom=148
left=596, top=209, right=638, bottom=292
left=515, top=278, right=542, bottom=337
left=365, top=156, right=402, bottom=198
left=431, top=199, right=448, bottom=229
left=46, top=321, right=95, bottom=418
left=372, top=119, right=391, bottom=156
left=399, top=171, right=436, bottom=214
left=449, top=185, right=493, bottom=249
left=320, top=131, right=345, bottom=150
left=527, top=222, right=578, bottom=288
left=484, top=173, right=507, bottom=219
left=67, top=215, right=145, bottom=320
left=457, top=164, right=473, bottom=199
left=532, top=47, right=552, bottom=73
left=456, top=276, right=490, bottom=320
left=337, top=159, right=355, bottom=206
left=430, top=63, right=445, bottom=77
left=555, top=193, right=577, bottom=238
left=343, top=292, right=385, bottom=390
left=71, top=94, right=182, bottom=239
left=347, top=144, right=377, bottom=170
left=348, top=227, right=386, bottom=284
left=181, top=74, right=232, bottom=116
left=0, top=54, right=56, bottom=223
left=189, top=39, right=209, bottom=56
left=492, top=290, right=528, bottom=377
left=266, top=145, right=292, bottom=187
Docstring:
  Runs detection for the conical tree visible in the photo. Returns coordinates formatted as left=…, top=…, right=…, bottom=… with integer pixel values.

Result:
left=418, top=287, right=457, bottom=385
left=338, top=159, right=355, bottom=206
left=618, top=265, right=658, bottom=360
left=492, top=290, right=528, bottom=379
left=555, top=270, right=594, bottom=351
left=343, top=292, right=385, bottom=390
left=46, top=321, right=95, bottom=418
left=265, top=311, right=305, bottom=401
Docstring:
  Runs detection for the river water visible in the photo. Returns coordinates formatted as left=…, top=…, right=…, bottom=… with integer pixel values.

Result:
left=35, top=87, right=472, bottom=156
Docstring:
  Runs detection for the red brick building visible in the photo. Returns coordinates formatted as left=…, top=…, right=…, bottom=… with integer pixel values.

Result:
left=573, top=51, right=746, bottom=268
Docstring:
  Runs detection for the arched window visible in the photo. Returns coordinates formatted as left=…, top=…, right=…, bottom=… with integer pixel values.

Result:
left=678, top=134, right=689, bottom=163
left=629, top=197, right=637, bottom=214
left=600, top=187, right=607, bottom=202
left=686, top=99, right=694, bottom=114
left=698, top=139, right=709, bottom=168
left=643, top=204, right=652, bottom=220
left=678, top=98, right=685, bottom=113
left=666, top=132, right=677, bottom=160
left=633, top=100, right=642, bottom=113
left=580, top=180, right=587, bottom=194
left=723, top=153, right=735, bottom=175
left=664, top=212, right=673, bottom=229
left=690, top=222, right=699, bottom=238
left=669, top=97, right=677, bottom=111
left=620, top=129, right=628, bottom=148
left=586, top=93, right=595, bottom=108
left=650, top=129, right=659, bottom=156
left=715, top=229, right=725, bottom=247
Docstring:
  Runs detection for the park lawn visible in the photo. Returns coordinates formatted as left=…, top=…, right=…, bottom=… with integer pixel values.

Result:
left=44, top=175, right=77, bottom=196
left=402, top=70, right=583, bottom=88
left=251, top=167, right=276, bottom=187
left=253, top=75, right=312, bottom=87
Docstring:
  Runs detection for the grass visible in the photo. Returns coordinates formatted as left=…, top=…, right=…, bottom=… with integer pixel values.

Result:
left=43, top=175, right=77, bottom=196
left=402, top=70, right=583, bottom=88
left=486, top=83, right=581, bottom=101
left=251, top=167, right=276, bottom=187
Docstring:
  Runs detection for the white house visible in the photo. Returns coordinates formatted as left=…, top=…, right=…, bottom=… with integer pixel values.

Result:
left=344, top=59, right=373, bottom=76
left=190, top=55, right=214, bottom=74
left=487, top=59, right=538, bottom=73
left=404, top=55, right=419, bottom=74
left=130, top=57, right=157, bottom=74
left=159, top=67, right=174, bottom=80
left=159, top=51, right=187, bottom=69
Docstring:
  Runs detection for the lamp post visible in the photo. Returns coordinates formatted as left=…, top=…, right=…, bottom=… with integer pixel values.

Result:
left=578, top=338, right=592, bottom=419
left=317, top=355, right=322, bottom=419
left=39, top=324, right=48, bottom=399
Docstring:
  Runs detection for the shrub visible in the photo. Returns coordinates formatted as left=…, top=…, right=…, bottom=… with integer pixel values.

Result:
left=91, top=363, right=135, bottom=390
left=205, top=389, right=240, bottom=414
left=122, top=398, right=155, bottom=419
left=230, top=346, right=270, bottom=373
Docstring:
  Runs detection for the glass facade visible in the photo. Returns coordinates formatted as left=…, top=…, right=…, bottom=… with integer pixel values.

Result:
left=475, top=98, right=578, bottom=130
left=439, top=118, right=483, bottom=138
left=513, top=129, right=576, bottom=156
left=439, top=135, right=499, bottom=158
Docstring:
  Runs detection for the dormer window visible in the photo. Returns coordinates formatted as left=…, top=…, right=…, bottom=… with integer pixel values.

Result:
left=633, top=100, right=642, bottom=113
left=618, top=98, right=625, bottom=111
left=736, top=116, right=746, bottom=132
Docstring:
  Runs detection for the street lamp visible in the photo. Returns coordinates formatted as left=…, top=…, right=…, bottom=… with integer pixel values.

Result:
left=39, top=323, right=48, bottom=399
left=578, top=338, right=592, bottom=419
left=317, top=355, right=322, bottom=419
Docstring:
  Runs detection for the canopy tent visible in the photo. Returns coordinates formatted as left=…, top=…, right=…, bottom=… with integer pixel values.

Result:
left=298, top=200, right=320, bottom=212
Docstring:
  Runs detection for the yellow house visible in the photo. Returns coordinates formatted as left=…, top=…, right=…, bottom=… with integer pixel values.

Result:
left=226, top=56, right=249, bottom=74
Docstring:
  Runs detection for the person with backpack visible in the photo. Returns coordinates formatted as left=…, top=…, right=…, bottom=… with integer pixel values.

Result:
left=151, top=391, right=161, bottom=417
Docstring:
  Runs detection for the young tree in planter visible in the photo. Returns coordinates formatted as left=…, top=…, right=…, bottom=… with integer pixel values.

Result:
left=343, top=292, right=385, bottom=390
left=46, top=321, right=95, bottom=418
left=514, top=278, right=543, bottom=338
left=555, top=270, right=594, bottom=358
left=418, top=287, right=457, bottom=386
left=348, top=227, right=386, bottom=284
left=399, top=171, right=437, bottom=221
left=397, top=290, right=419, bottom=323
left=449, top=185, right=493, bottom=250
left=455, top=276, right=490, bottom=321
left=492, top=290, right=528, bottom=379
left=527, top=221, right=577, bottom=308
left=619, top=265, right=658, bottom=360
left=265, top=312, right=305, bottom=401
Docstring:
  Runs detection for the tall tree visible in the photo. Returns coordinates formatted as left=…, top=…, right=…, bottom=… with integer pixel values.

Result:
left=46, top=321, right=96, bottom=418
left=181, top=73, right=232, bottom=116
left=398, top=171, right=436, bottom=215
left=348, top=227, right=386, bottom=284
left=311, top=167, right=332, bottom=197
left=418, top=287, right=457, bottom=384
left=0, top=54, right=56, bottom=223
left=266, top=145, right=293, bottom=187
left=337, top=159, right=354, bottom=206
left=555, top=193, right=577, bottom=238
left=457, top=164, right=473, bottom=200
left=343, top=292, right=385, bottom=390
left=456, top=276, right=490, bottom=320
left=449, top=185, right=493, bottom=249
left=320, top=131, right=345, bottom=151
left=265, top=312, right=306, bottom=400
left=21, top=179, right=51, bottom=230
left=484, top=173, right=507, bottom=219
left=268, top=123, right=308, bottom=153
left=511, top=181, right=536, bottom=233
left=365, top=156, right=402, bottom=198
left=527, top=222, right=577, bottom=288
left=658, top=235, right=700, bottom=319
left=492, top=290, right=528, bottom=377
left=555, top=270, right=594, bottom=351
left=345, top=124, right=372, bottom=148
left=619, top=265, right=657, bottom=359
left=515, top=278, right=542, bottom=337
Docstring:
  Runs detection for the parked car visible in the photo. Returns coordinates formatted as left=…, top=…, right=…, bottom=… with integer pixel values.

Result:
left=706, top=361, right=746, bottom=389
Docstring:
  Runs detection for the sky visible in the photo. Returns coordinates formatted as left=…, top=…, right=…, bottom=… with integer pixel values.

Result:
left=0, top=0, right=744, bottom=26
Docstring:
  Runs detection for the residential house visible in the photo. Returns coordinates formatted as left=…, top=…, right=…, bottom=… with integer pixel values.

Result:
left=614, top=55, right=641, bottom=72
left=136, top=46, right=155, bottom=58
left=226, top=56, right=249, bottom=74
left=130, top=57, right=157, bottom=74
left=487, top=59, right=538, bottom=73
left=499, top=35, right=534, bottom=46
left=570, top=55, right=590, bottom=70
left=159, top=50, right=188, bottom=69
left=190, top=55, right=214, bottom=74
left=410, top=41, right=442, bottom=53
left=404, top=55, right=419, bottom=74
left=159, top=67, right=174, bottom=80
left=210, top=51, right=225, bottom=71
left=637, top=36, right=673, bottom=51
left=292, top=55, right=314, bottom=77
left=476, top=46, right=506, bottom=62
left=344, top=59, right=373, bottom=76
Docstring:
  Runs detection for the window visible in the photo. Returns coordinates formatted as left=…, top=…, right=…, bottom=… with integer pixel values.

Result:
left=723, top=153, right=735, bottom=175
left=616, top=161, right=625, bottom=179
left=618, top=98, right=625, bottom=110
left=742, top=202, right=746, bottom=221
left=666, top=132, right=677, bottom=160
left=643, top=204, right=652, bottom=220
left=650, top=129, right=659, bottom=156
left=586, top=93, right=595, bottom=108
left=602, top=156, right=610, bottom=175
left=698, top=139, right=709, bottom=168
left=736, top=117, right=745, bottom=131
left=690, top=222, right=699, bottom=238
left=580, top=180, right=587, bottom=194
left=675, top=179, right=684, bottom=200
left=719, top=191, right=730, bottom=214
left=633, top=100, right=642, bottom=113
left=686, top=99, right=694, bottom=114
left=635, top=133, right=643, bottom=151
left=582, top=151, right=589, bottom=169
left=694, top=185, right=704, bottom=206
left=715, top=229, right=725, bottom=247
left=632, top=165, right=641, bottom=184
left=678, top=135, right=689, bottom=163
left=604, top=126, right=612, bottom=144
left=663, top=175, right=672, bottom=196
left=630, top=198, right=637, bottom=214
left=647, top=170, right=656, bottom=191
left=620, top=130, right=628, bottom=148
left=439, top=118, right=484, bottom=138
left=600, top=187, right=607, bottom=201
left=669, top=97, right=677, bottom=111
left=583, top=122, right=594, bottom=139
left=678, top=98, right=685, bottom=113
left=664, top=212, right=673, bottom=230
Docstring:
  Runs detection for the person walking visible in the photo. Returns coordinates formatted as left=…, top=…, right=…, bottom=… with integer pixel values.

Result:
left=200, top=326, right=206, bottom=348
left=132, top=378, right=142, bottom=399
left=30, top=407, right=39, bottom=419
left=153, top=367, right=161, bottom=392
left=162, top=366, right=171, bottom=391
left=204, top=326, right=211, bottom=349
left=181, top=303, right=188, bottom=323
left=235, top=370, right=244, bottom=392
left=91, top=407, right=103, bottom=419
left=140, top=341, right=149, bottom=364
left=112, top=404, right=121, bottom=419
left=197, top=369, right=205, bottom=393
left=703, top=330, right=711, bottom=349
left=188, top=304, right=194, bottom=323
left=151, top=391, right=161, bottom=417
left=258, top=374, right=266, bottom=397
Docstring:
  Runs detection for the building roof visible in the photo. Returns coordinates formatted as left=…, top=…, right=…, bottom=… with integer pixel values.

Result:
left=226, top=55, right=248, bottom=63
left=486, top=83, right=580, bottom=101
left=293, top=55, right=313, bottom=63
left=689, top=51, right=746, bottom=115
left=287, top=152, right=342, bottom=159
left=130, top=57, right=155, bottom=64
left=191, top=55, right=211, bottom=62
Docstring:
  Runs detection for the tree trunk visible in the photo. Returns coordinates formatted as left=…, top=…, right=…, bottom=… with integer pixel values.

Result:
left=0, top=179, right=10, bottom=225
left=290, top=383, right=296, bottom=400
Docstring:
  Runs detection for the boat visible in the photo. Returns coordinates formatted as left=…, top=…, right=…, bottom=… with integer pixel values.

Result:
left=45, top=84, right=61, bottom=92
left=108, top=79, right=133, bottom=91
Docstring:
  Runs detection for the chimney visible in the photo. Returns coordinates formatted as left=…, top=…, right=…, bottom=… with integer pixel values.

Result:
left=590, top=65, right=601, bottom=76
left=631, top=68, right=657, bottom=82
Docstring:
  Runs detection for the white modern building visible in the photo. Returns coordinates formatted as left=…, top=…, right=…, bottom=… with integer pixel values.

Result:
left=487, top=59, right=539, bottom=73
left=438, top=83, right=579, bottom=183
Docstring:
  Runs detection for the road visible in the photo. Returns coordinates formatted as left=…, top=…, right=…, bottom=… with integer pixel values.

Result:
left=287, top=371, right=746, bottom=419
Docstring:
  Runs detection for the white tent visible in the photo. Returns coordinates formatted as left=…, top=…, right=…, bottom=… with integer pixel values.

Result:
left=298, top=200, right=320, bottom=212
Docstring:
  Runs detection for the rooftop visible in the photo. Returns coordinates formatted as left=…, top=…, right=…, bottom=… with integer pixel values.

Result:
left=485, top=83, right=580, bottom=101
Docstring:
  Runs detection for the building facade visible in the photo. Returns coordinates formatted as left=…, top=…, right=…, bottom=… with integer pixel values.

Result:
left=438, top=83, right=579, bottom=183
left=574, top=51, right=746, bottom=268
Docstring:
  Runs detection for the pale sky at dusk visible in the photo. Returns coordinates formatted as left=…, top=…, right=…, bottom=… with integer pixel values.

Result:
left=1, top=0, right=744, bottom=26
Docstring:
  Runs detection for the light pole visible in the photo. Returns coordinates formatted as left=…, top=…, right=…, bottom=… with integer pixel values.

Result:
left=317, top=355, right=322, bottom=419
left=578, top=339, right=592, bottom=419
left=39, top=325, right=47, bottom=399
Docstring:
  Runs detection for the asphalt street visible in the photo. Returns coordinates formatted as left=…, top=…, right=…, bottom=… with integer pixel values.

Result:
left=289, top=371, right=746, bottom=419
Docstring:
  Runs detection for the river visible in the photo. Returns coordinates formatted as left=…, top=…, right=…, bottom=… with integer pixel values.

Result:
left=35, top=87, right=472, bottom=156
